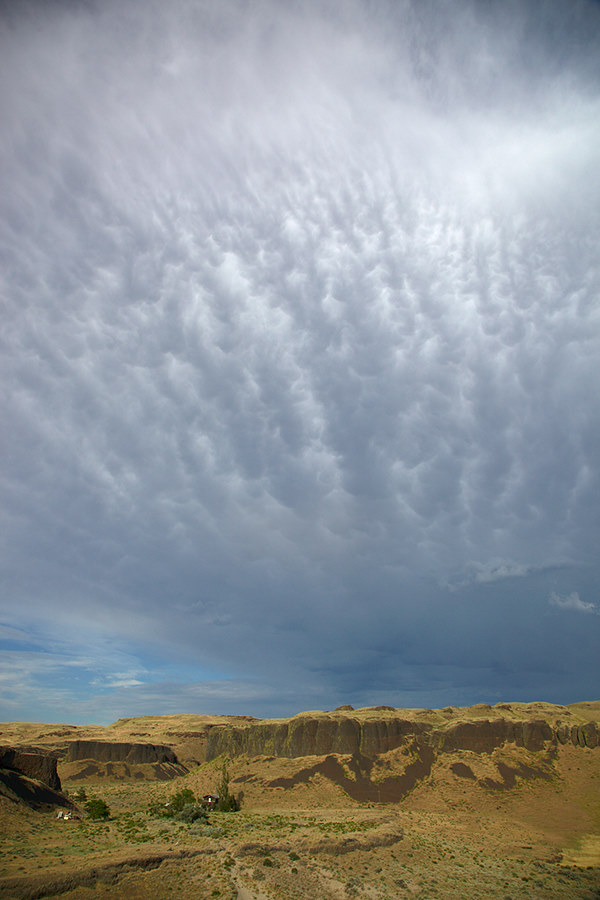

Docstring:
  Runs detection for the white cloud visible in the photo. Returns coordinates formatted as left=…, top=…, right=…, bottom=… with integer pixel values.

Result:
left=442, top=558, right=581, bottom=593
left=444, top=560, right=540, bottom=592
left=549, top=592, right=597, bottom=615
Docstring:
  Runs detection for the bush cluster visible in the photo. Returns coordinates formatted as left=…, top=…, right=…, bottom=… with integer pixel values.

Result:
left=146, top=767, right=241, bottom=823
left=175, top=804, right=208, bottom=823
left=84, top=797, right=110, bottom=820
left=148, top=788, right=208, bottom=822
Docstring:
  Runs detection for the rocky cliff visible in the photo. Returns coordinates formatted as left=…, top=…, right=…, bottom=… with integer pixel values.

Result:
left=0, top=746, right=62, bottom=791
left=555, top=721, right=600, bottom=748
left=2, top=704, right=597, bottom=777
left=206, top=713, right=600, bottom=761
left=429, top=718, right=554, bottom=753
left=206, top=717, right=431, bottom=760
left=65, top=740, right=179, bottom=765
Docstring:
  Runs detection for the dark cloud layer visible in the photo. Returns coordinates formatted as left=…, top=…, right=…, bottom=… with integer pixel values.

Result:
left=1, top=0, right=599, bottom=723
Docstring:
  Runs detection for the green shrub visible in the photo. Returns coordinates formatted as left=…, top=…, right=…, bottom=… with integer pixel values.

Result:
left=215, top=763, right=240, bottom=811
left=175, top=804, right=208, bottom=823
left=149, top=788, right=198, bottom=819
left=169, top=788, right=196, bottom=812
left=84, top=798, right=110, bottom=820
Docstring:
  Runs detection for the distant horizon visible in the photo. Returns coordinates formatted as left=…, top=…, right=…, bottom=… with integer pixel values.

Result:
left=4, top=695, right=600, bottom=730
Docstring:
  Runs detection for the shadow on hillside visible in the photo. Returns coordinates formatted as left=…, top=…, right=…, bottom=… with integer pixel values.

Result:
left=263, top=741, right=435, bottom=802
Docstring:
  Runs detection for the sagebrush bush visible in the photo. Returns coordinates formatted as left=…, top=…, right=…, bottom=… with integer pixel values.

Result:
left=175, top=804, right=208, bottom=823
left=148, top=787, right=199, bottom=819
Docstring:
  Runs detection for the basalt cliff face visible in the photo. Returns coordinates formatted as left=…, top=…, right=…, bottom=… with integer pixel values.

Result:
left=64, top=740, right=179, bottom=765
left=206, top=711, right=600, bottom=761
left=0, top=746, right=61, bottom=791
left=431, top=718, right=599, bottom=752
left=206, top=717, right=431, bottom=760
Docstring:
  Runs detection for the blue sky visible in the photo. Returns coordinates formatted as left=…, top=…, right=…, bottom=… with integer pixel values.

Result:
left=1, top=0, right=599, bottom=725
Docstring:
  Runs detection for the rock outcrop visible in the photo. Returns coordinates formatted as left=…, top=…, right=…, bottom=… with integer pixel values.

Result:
left=429, top=718, right=554, bottom=753
left=0, top=746, right=61, bottom=791
left=565, top=722, right=599, bottom=748
left=206, top=717, right=432, bottom=761
left=206, top=714, right=599, bottom=762
left=65, top=740, right=178, bottom=765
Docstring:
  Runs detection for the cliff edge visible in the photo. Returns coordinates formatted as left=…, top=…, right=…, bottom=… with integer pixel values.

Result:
left=205, top=703, right=600, bottom=761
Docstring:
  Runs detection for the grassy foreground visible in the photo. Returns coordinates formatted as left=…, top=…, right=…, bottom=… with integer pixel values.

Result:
left=1, top=746, right=599, bottom=899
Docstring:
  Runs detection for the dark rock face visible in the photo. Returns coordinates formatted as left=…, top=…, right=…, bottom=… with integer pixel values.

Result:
left=65, top=740, right=178, bottom=765
left=360, top=719, right=431, bottom=755
left=206, top=717, right=432, bottom=761
left=571, top=722, right=599, bottom=748
left=0, top=768, right=73, bottom=810
left=516, top=720, right=554, bottom=751
left=0, top=747, right=61, bottom=791
left=431, top=719, right=553, bottom=754
left=430, top=720, right=509, bottom=753
left=206, top=714, right=597, bottom=762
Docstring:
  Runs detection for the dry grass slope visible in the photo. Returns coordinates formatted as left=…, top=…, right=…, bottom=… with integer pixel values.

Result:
left=1, top=701, right=599, bottom=899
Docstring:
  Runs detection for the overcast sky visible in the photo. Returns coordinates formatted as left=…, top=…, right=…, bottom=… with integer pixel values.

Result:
left=1, top=0, right=599, bottom=725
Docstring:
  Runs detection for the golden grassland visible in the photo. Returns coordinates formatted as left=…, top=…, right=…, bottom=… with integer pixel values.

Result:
left=1, top=703, right=599, bottom=899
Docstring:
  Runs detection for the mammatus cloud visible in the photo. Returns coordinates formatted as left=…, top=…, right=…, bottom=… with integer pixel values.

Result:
left=548, top=592, right=598, bottom=615
left=1, top=0, right=599, bottom=722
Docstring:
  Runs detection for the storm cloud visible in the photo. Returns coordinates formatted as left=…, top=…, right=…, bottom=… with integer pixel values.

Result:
left=1, top=0, right=599, bottom=723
